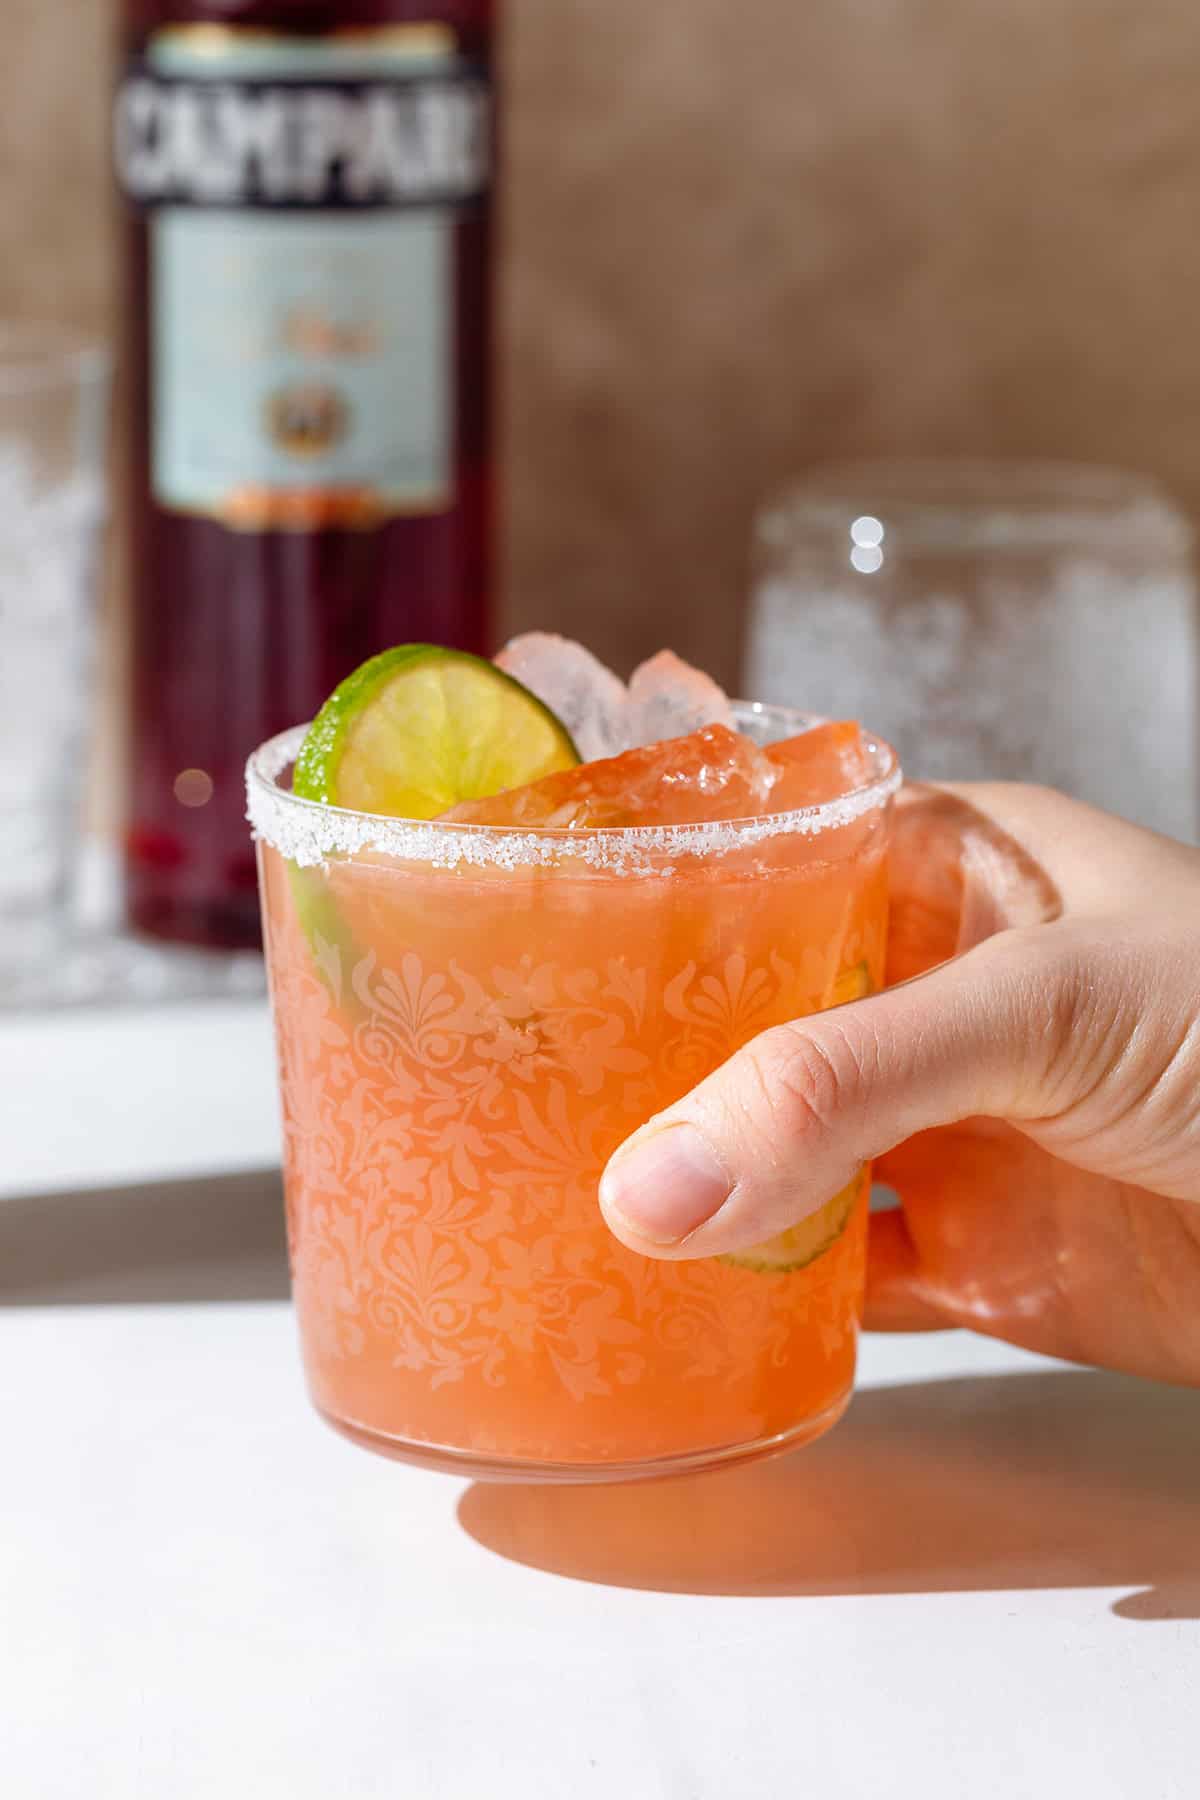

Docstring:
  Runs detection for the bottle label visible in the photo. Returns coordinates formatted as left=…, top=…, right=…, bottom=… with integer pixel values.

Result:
left=115, top=27, right=490, bottom=529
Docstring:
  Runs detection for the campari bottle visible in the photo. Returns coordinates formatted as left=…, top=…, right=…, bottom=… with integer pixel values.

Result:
left=114, top=0, right=493, bottom=948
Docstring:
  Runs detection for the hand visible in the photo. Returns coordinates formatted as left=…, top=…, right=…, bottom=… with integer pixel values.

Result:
left=599, top=783, right=1200, bottom=1386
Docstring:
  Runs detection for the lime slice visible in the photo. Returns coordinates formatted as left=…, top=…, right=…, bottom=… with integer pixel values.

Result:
left=286, top=646, right=579, bottom=1013
left=287, top=863, right=361, bottom=1010
left=293, top=645, right=580, bottom=818
left=826, top=960, right=873, bottom=1007
left=719, top=1168, right=867, bottom=1274
left=719, top=966, right=873, bottom=1267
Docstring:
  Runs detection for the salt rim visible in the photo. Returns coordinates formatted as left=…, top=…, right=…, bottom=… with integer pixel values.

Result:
left=245, top=706, right=902, bottom=873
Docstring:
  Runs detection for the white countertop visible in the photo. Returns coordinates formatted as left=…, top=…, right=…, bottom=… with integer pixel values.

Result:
left=3, top=999, right=279, bottom=1200
left=3, top=1003, right=1198, bottom=1797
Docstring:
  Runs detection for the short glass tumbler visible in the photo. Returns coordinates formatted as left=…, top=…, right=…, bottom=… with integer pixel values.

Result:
left=748, top=460, right=1197, bottom=842
left=248, top=706, right=899, bottom=1483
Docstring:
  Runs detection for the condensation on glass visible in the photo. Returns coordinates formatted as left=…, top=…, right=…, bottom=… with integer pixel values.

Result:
left=747, top=460, right=1198, bottom=843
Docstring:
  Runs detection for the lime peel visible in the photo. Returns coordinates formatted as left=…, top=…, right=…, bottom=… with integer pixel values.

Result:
left=719, top=1167, right=867, bottom=1274
left=293, top=645, right=580, bottom=820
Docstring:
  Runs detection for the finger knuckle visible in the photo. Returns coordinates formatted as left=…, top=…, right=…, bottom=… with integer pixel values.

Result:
left=738, top=1020, right=864, bottom=1150
left=974, top=923, right=1111, bottom=1113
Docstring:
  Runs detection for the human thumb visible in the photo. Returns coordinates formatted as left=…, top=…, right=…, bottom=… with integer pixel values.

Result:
left=598, top=929, right=1059, bottom=1259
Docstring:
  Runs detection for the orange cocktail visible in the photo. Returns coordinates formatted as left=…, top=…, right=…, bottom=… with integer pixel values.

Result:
left=249, top=703, right=898, bottom=1481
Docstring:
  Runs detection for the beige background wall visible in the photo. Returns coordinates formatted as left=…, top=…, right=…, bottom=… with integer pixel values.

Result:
left=6, top=0, right=1200, bottom=697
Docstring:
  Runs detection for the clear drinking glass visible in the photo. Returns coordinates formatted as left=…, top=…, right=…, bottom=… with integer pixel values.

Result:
left=0, top=326, right=110, bottom=931
left=248, top=707, right=899, bottom=1483
left=747, top=460, right=1198, bottom=842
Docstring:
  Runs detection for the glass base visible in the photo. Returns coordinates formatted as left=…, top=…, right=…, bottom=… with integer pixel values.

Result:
left=0, top=841, right=266, bottom=1012
left=315, top=1390, right=853, bottom=1485
left=0, top=919, right=265, bottom=1012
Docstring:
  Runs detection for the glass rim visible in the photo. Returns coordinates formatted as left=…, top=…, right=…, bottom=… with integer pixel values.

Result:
left=757, top=456, right=1193, bottom=556
left=246, top=701, right=902, bottom=872
left=0, top=323, right=111, bottom=395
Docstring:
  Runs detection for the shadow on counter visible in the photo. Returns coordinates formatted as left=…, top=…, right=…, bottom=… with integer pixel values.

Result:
left=458, top=1369, right=1200, bottom=1618
left=0, top=1168, right=290, bottom=1303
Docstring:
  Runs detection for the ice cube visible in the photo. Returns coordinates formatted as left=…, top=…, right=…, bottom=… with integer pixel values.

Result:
left=443, top=725, right=777, bottom=829
left=765, top=722, right=873, bottom=812
left=495, top=632, right=631, bottom=761
left=627, top=650, right=736, bottom=747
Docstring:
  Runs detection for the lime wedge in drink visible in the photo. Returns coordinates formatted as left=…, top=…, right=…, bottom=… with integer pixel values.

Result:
left=826, top=960, right=873, bottom=1007
left=294, top=644, right=580, bottom=817
left=721, top=965, right=873, bottom=1266
left=720, top=1168, right=866, bottom=1274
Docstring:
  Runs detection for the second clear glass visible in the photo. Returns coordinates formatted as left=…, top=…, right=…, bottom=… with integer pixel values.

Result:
left=0, top=326, right=110, bottom=934
left=747, top=459, right=1198, bottom=842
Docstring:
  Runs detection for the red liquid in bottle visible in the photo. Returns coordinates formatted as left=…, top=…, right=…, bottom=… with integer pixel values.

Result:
left=116, top=0, right=493, bottom=948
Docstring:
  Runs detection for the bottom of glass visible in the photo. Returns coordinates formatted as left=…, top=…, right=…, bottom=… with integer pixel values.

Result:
left=314, top=1389, right=853, bottom=1485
